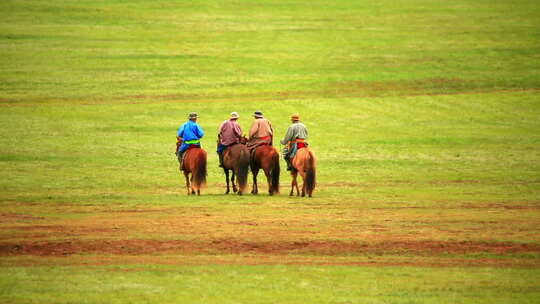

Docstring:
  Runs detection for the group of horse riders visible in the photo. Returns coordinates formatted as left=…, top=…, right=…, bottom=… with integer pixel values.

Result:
left=176, top=111, right=309, bottom=171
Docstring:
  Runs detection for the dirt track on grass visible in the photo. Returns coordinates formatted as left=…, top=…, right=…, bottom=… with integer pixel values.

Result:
left=1, top=238, right=539, bottom=257
left=2, top=205, right=539, bottom=267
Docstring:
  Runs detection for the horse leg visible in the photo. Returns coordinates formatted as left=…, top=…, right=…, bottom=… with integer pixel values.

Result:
left=294, top=173, right=300, bottom=196
left=224, top=169, right=230, bottom=194
left=190, top=175, right=196, bottom=195
left=300, top=172, right=306, bottom=197
left=295, top=174, right=301, bottom=196
left=183, top=171, right=191, bottom=195
left=290, top=171, right=297, bottom=196
left=232, top=171, right=238, bottom=193
left=289, top=172, right=294, bottom=196
left=264, top=169, right=273, bottom=196
left=251, top=168, right=259, bottom=194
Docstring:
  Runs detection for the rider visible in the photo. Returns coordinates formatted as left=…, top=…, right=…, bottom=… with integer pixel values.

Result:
left=217, top=111, right=243, bottom=167
left=247, top=110, right=273, bottom=152
left=280, top=113, right=308, bottom=171
left=176, top=112, right=204, bottom=166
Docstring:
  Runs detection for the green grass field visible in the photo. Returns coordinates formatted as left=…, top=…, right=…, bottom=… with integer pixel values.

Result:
left=1, top=0, right=540, bottom=303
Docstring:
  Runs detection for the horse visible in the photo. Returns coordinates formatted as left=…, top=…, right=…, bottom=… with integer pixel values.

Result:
left=250, top=145, right=280, bottom=195
left=290, top=147, right=316, bottom=197
left=222, top=141, right=250, bottom=195
left=179, top=146, right=207, bottom=195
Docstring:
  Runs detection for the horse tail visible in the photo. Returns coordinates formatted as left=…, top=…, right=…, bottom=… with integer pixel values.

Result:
left=305, top=149, right=316, bottom=197
left=236, top=147, right=250, bottom=194
left=192, top=149, right=207, bottom=189
left=270, top=149, right=280, bottom=194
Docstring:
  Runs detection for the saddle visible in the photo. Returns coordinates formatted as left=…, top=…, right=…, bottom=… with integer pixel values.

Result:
left=180, top=144, right=200, bottom=170
left=247, top=136, right=272, bottom=151
left=288, top=139, right=307, bottom=161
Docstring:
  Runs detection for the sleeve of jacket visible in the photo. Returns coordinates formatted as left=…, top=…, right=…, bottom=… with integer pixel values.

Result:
left=280, top=126, right=294, bottom=145
left=249, top=121, right=258, bottom=139
left=218, top=121, right=225, bottom=134
left=177, top=124, right=185, bottom=138
left=268, top=120, right=273, bottom=135
left=234, top=122, right=242, bottom=137
left=196, top=124, right=204, bottom=138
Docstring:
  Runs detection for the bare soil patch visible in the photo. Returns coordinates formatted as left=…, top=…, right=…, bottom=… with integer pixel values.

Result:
left=1, top=239, right=539, bottom=257
left=0, top=213, right=44, bottom=223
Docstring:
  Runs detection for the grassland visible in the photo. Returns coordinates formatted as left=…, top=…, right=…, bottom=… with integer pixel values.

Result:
left=1, top=0, right=540, bottom=303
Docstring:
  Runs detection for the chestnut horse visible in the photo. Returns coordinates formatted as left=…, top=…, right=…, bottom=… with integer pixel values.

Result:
left=290, top=147, right=316, bottom=197
left=179, top=147, right=207, bottom=195
left=222, top=143, right=250, bottom=195
left=250, top=145, right=280, bottom=195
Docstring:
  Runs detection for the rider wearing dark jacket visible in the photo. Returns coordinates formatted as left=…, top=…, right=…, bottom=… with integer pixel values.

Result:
left=217, top=112, right=243, bottom=167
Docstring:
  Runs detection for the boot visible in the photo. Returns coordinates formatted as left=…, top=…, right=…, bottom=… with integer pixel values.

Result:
left=178, top=151, right=185, bottom=170
left=285, top=157, right=292, bottom=171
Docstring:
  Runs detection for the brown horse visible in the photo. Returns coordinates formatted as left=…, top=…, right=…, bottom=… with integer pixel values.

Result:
left=222, top=143, right=250, bottom=195
left=179, top=147, right=207, bottom=195
left=290, top=147, right=316, bottom=197
left=250, top=145, right=280, bottom=195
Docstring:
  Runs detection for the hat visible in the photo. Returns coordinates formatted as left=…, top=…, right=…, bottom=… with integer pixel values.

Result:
left=230, top=112, right=240, bottom=119
left=253, top=111, right=263, bottom=118
left=188, top=112, right=198, bottom=119
left=291, top=113, right=300, bottom=121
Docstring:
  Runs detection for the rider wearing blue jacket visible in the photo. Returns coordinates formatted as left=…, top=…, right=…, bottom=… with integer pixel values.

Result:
left=176, top=112, right=204, bottom=162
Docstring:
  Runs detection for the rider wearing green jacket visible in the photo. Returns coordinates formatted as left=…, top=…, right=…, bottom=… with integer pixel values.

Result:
left=280, top=114, right=308, bottom=171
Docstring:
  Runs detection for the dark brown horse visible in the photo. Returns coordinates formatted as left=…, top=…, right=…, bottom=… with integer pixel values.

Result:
left=179, top=147, right=207, bottom=195
left=250, top=145, right=280, bottom=195
left=290, top=147, right=316, bottom=197
left=222, top=142, right=250, bottom=195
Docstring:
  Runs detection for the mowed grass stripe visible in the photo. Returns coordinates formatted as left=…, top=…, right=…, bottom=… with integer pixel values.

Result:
left=1, top=0, right=539, bottom=100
